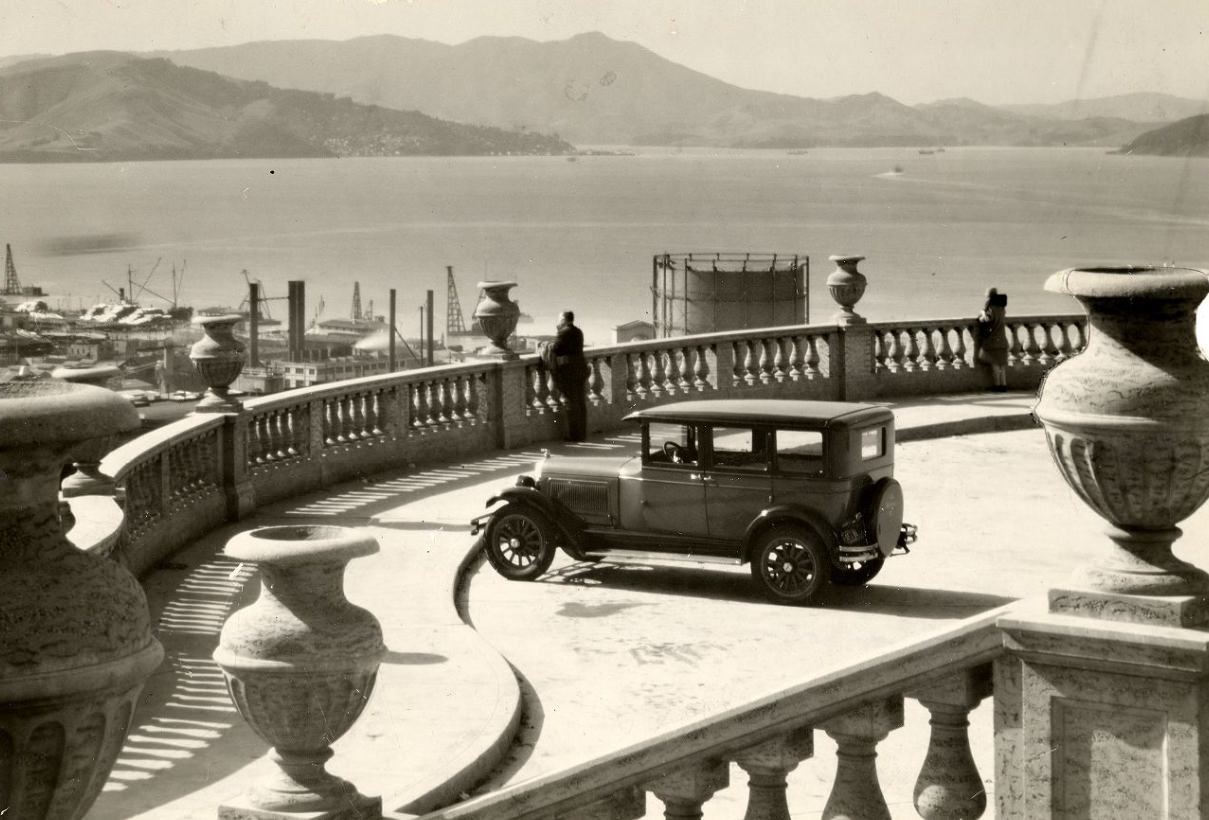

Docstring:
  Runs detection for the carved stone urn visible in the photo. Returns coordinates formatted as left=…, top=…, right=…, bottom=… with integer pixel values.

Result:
left=1034, top=265, right=1209, bottom=625
left=0, top=380, right=163, bottom=819
left=52, top=363, right=126, bottom=497
left=472, top=280, right=520, bottom=359
left=826, top=255, right=868, bottom=324
left=214, top=525, right=386, bottom=817
left=190, top=313, right=246, bottom=412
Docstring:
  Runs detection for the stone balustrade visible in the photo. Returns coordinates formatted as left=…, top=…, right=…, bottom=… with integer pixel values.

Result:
left=97, top=313, right=1083, bottom=577
left=410, top=610, right=1004, bottom=820
left=870, top=313, right=1085, bottom=394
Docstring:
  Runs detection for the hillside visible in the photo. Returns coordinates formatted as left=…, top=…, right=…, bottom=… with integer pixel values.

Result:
left=0, top=52, right=573, bottom=162
left=1001, top=93, right=1207, bottom=123
left=1116, top=114, right=1209, bottom=157
left=155, top=32, right=1159, bottom=148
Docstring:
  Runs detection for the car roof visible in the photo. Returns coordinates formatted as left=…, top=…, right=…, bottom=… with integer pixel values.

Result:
left=624, top=399, right=894, bottom=427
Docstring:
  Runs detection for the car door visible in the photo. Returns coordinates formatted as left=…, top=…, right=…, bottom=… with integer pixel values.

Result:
left=704, top=425, right=773, bottom=548
left=625, top=421, right=710, bottom=541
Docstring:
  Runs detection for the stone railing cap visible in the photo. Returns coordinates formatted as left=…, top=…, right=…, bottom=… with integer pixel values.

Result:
left=0, top=381, right=138, bottom=448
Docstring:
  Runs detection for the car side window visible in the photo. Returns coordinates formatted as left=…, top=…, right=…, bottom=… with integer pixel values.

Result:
left=710, top=426, right=769, bottom=472
left=776, top=429, right=824, bottom=475
left=646, top=422, right=698, bottom=466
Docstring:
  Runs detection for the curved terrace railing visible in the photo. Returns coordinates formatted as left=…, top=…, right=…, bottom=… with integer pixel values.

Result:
left=99, top=312, right=1084, bottom=577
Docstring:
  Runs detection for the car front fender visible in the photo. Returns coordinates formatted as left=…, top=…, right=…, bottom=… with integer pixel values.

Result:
left=475, top=485, right=586, bottom=546
left=741, top=505, right=838, bottom=563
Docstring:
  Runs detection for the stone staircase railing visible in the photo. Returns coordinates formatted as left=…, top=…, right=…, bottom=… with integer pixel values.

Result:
left=99, top=313, right=1084, bottom=577
left=410, top=608, right=1006, bottom=820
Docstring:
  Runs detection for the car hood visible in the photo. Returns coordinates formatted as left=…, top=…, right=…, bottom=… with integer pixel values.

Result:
left=540, top=453, right=637, bottom=480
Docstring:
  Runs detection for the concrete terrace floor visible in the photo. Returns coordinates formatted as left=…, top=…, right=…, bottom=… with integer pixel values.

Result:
left=83, top=392, right=1209, bottom=819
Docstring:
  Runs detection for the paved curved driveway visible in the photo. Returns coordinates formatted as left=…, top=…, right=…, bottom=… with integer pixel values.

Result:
left=462, top=428, right=1209, bottom=817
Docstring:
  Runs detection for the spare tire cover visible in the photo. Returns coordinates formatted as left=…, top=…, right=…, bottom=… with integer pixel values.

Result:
left=867, top=478, right=904, bottom=556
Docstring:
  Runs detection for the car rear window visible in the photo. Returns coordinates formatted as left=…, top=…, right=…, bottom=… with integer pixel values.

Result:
left=776, top=429, right=824, bottom=474
left=861, top=426, right=886, bottom=460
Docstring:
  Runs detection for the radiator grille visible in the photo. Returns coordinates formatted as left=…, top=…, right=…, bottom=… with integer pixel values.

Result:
left=548, top=480, right=611, bottom=516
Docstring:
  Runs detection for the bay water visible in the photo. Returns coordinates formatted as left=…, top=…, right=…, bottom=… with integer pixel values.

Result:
left=1, top=146, right=1205, bottom=346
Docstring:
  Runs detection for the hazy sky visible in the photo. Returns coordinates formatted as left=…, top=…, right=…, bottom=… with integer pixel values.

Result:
left=4, top=0, right=1207, bottom=105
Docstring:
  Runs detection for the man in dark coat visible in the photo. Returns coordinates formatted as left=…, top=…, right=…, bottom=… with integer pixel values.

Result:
left=549, top=310, right=589, bottom=442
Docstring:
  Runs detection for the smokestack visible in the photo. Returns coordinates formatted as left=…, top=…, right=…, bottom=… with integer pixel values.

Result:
left=249, top=281, right=260, bottom=367
left=426, top=289, right=434, bottom=366
left=288, top=280, right=305, bottom=361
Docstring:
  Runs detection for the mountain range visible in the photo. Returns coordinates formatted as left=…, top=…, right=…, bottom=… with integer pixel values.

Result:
left=1, top=32, right=1205, bottom=161
left=0, top=51, right=572, bottom=162
left=155, top=32, right=1196, bottom=149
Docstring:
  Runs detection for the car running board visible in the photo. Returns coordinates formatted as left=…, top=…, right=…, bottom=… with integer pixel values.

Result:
left=580, top=549, right=743, bottom=568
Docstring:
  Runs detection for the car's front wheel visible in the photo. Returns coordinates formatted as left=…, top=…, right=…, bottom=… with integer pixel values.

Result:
left=483, top=504, right=557, bottom=581
left=831, top=556, right=885, bottom=586
left=751, top=526, right=830, bottom=605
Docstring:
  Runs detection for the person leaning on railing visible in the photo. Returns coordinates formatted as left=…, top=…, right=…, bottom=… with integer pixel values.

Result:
left=975, top=287, right=1009, bottom=392
left=541, top=310, right=589, bottom=441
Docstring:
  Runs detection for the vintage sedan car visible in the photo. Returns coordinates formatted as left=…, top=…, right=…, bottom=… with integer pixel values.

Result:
left=472, top=399, right=917, bottom=605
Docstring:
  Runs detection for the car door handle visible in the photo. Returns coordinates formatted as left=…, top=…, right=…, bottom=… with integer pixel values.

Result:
left=691, top=473, right=717, bottom=485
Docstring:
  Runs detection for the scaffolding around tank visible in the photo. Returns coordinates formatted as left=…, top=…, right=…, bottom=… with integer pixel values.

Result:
left=651, top=252, right=809, bottom=338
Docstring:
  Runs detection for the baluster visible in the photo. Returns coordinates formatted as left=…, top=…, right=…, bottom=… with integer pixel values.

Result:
left=873, top=331, right=886, bottom=372
left=447, top=378, right=465, bottom=423
left=587, top=357, right=605, bottom=405
left=951, top=327, right=968, bottom=369
left=755, top=338, right=773, bottom=384
left=544, top=368, right=561, bottom=411
left=1036, top=323, right=1055, bottom=367
left=903, top=327, right=921, bottom=371
left=1024, top=324, right=1042, bottom=366
left=1006, top=323, right=1025, bottom=366
left=246, top=415, right=264, bottom=464
left=1050, top=323, right=1070, bottom=363
left=883, top=331, right=901, bottom=373
left=353, top=392, right=370, bottom=437
left=731, top=726, right=814, bottom=820
left=412, top=383, right=429, bottom=431
left=934, top=327, right=954, bottom=370
left=633, top=352, right=652, bottom=399
left=919, top=327, right=937, bottom=371
left=465, top=375, right=482, bottom=422
left=907, top=668, right=991, bottom=820
left=1043, top=322, right=1061, bottom=366
left=270, top=410, right=288, bottom=459
left=647, top=759, right=728, bottom=820
left=282, top=407, right=300, bottom=455
left=740, top=341, right=756, bottom=386
left=429, top=382, right=447, bottom=426
left=803, top=336, right=821, bottom=379
left=677, top=348, right=693, bottom=393
left=694, top=345, right=711, bottom=391
left=369, top=391, right=385, bottom=435
left=528, top=365, right=546, bottom=412
left=820, top=697, right=904, bottom=820
left=323, top=399, right=338, bottom=444
left=786, top=335, right=804, bottom=381
left=260, top=414, right=276, bottom=461
left=649, top=350, right=668, bottom=397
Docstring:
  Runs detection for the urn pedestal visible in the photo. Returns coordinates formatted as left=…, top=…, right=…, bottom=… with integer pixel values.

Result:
left=191, top=313, right=246, bottom=413
left=0, top=381, right=163, bottom=819
left=826, top=255, right=868, bottom=325
left=996, top=265, right=1209, bottom=819
left=472, top=280, right=520, bottom=359
left=215, top=525, right=386, bottom=819
left=1033, top=265, right=1209, bottom=626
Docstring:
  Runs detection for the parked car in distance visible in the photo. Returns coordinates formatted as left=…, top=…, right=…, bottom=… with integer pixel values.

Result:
left=472, top=399, right=917, bottom=605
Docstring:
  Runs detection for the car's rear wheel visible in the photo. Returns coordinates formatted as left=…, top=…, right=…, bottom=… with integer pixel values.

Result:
left=484, top=504, right=557, bottom=581
left=751, top=526, right=830, bottom=605
left=831, top=556, right=885, bottom=586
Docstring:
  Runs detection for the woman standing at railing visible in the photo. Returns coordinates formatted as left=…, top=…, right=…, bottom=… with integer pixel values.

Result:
left=976, top=287, right=1009, bottom=391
